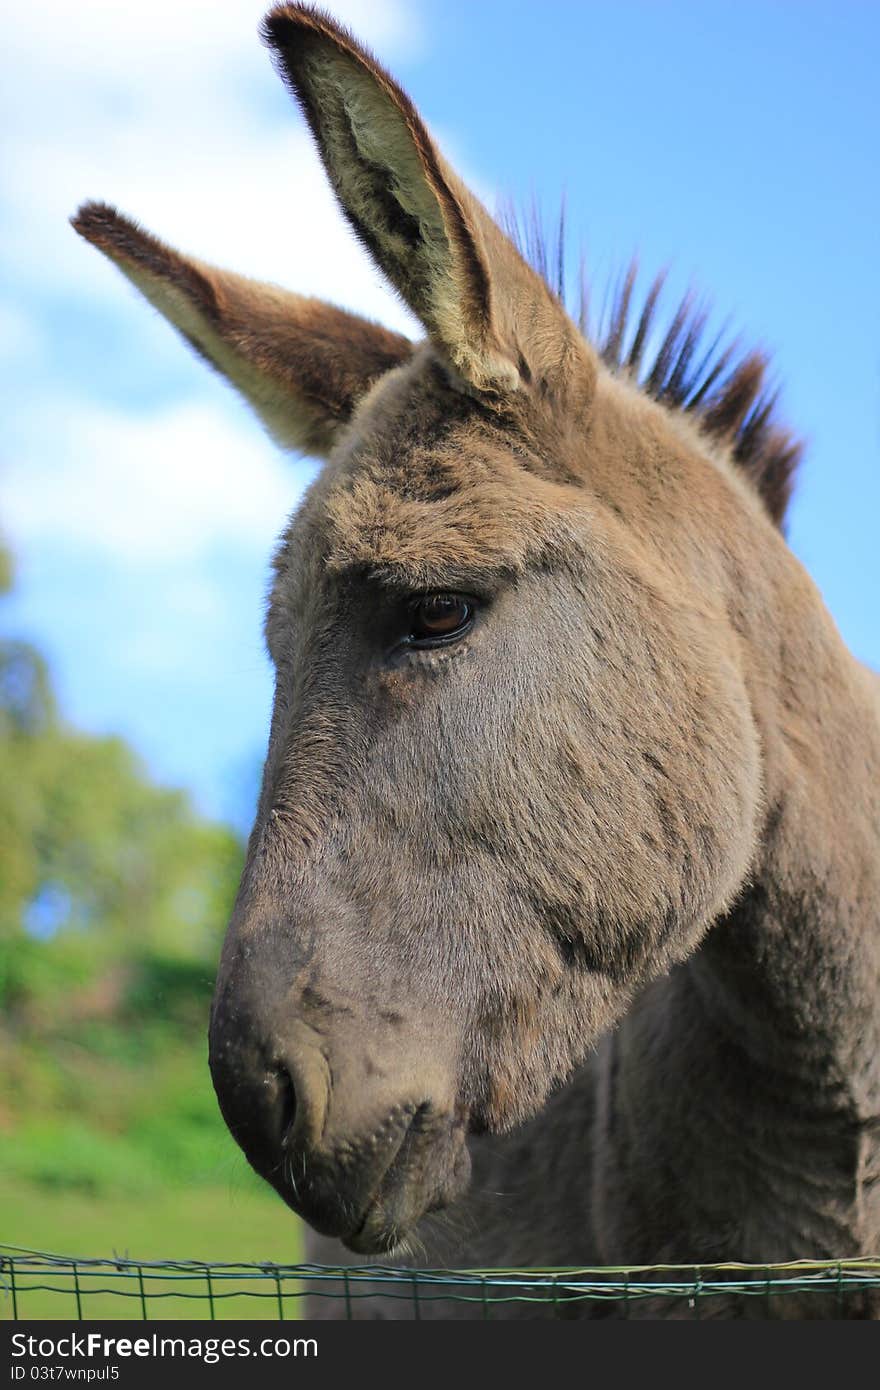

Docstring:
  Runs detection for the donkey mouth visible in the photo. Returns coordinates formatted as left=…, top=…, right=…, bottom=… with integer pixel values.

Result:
left=276, top=1101, right=472, bottom=1255
left=344, top=1198, right=411, bottom=1257
left=340, top=1131, right=472, bottom=1256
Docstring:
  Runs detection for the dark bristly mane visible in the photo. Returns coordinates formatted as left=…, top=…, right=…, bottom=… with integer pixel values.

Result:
left=500, top=204, right=803, bottom=528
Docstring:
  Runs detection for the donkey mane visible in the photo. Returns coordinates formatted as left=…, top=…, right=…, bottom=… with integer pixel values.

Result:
left=501, top=206, right=803, bottom=528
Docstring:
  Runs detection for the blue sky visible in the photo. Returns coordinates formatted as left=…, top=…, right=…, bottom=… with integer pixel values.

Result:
left=2, top=1, right=878, bottom=830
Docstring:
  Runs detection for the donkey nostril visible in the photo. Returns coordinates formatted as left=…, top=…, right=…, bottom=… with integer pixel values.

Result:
left=269, top=1064, right=297, bottom=1147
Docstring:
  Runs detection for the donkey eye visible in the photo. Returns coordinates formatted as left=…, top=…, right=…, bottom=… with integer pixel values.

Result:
left=408, top=593, right=474, bottom=646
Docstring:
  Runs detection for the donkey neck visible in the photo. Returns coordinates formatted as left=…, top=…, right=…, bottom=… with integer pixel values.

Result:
left=702, top=550, right=880, bottom=1092
left=600, top=577, right=880, bottom=1262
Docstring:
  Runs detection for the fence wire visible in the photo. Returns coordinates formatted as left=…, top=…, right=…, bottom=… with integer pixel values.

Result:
left=2, top=1246, right=879, bottom=1320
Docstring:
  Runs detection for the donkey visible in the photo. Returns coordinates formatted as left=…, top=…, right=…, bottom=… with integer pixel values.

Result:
left=73, top=6, right=880, bottom=1318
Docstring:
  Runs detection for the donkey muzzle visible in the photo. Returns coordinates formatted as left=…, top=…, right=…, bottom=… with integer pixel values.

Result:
left=279, top=1076, right=470, bottom=1252
left=209, top=981, right=470, bottom=1252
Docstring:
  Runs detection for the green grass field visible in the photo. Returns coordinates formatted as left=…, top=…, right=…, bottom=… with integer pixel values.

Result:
left=0, top=614, right=312, bottom=1321
left=1, top=1178, right=304, bottom=1321
left=1, top=1017, right=307, bottom=1321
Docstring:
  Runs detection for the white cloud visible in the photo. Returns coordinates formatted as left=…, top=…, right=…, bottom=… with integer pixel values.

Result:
left=0, top=0, right=496, bottom=817
left=3, top=0, right=421, bottom=81
left=0, top=303, right=42, bottom=364
left=1, top=0, right=424, bottom=333
left=0, top=0, right=427, bottom=638
left=4, top=397, right=311, bottom=564
left=0, top=0, right=500, bottom=592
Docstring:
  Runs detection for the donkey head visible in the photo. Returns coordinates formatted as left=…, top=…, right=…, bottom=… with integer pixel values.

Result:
left=74, top=6, right=768, bottom=1252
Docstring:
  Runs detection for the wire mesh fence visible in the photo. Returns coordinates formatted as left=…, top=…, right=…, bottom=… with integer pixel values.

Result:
left=3, top=1246, right=880, bottom=1320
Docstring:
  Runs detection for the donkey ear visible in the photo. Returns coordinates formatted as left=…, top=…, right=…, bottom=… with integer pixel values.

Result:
left=263, top=5, right=595, bottom=407
left=71, top=202, right=413, bottom=458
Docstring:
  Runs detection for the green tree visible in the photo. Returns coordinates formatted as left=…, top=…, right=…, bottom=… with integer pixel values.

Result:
left=0, top=540, right=294, bottom=1256
left=0, top=536, right=242, bottom=1005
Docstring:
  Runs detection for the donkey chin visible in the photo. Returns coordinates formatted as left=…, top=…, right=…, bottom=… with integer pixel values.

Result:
left=280, top=1101, right=472, bottom=1256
